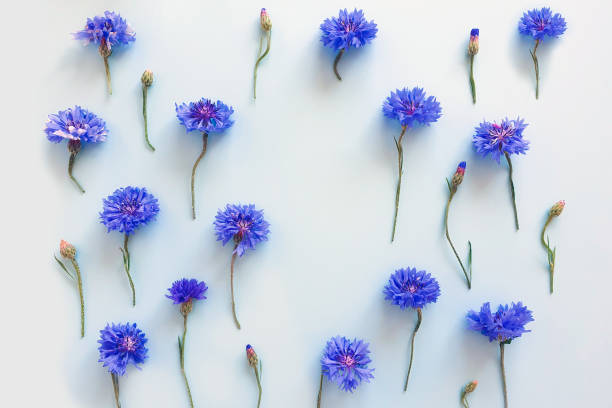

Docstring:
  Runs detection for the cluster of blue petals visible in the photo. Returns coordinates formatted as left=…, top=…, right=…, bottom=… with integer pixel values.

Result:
left=320, top=9, right=378, bottom=51
left=383, top=267, right=441, bottom=309
left=74, top=11, right=135, bottom=50
left=166, top=278, right=208, bottom=304
left=98, top=322, right=148, bottom=376
left=175, top=98, right=235, bottom=134
left=321, top=336, right=374, bottom=392
left=518, top=8, right=567, bottom=41
left=214, top=204, right=270, bottom=257
left=383, top=87, right=442, bottom=128
left=100, top=186, right=159, bottom=235
left=467, top=302, right=534, bottom=343
left=472, top=117, right=529, bottom=163
left=45, top=106, right=108, bottom=144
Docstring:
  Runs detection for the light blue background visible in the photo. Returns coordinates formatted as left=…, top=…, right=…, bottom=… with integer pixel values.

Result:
left=3, top=0, right=610, bottom=406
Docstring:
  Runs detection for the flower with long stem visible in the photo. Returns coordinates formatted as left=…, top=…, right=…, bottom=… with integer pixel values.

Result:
left=467, top=29, right=479, bottom=104
left=253, top=9, right=272, bottom=99
left=541, top=200, right=565, bottom=293
left=320, top=9, right=377, bottom=81
left=54, top=240, right=85, bottom=337
left=444, top=161, right=472, bottom=288
left=45, top=106, right=108, bottom=193
left=383, top=87, right=442, bottom=242
left=384, top=267, right=440, bottom=391
left=141, top=69, right=155, bottom=151
left=175, top=98, right=234, bottom=219
left=74, top=11, right=136, bottom=95
left=467, top=302, right=534, bottom=408
left=461, top=380, right=478, bottom=408
left=473, top=117, right=529, bottom=231
left=518, top=8, right=567, bottom=99
left=167, top=278, right=208, bottom=408
left=100, top=186, right=159, bottom=306
left=214, top=204, right=269, bottom=329
left=246, top=345, right=263, bottom=408
left=317, top=336, right=374, bottom=407
left=98, top=322, right=148, bottom=408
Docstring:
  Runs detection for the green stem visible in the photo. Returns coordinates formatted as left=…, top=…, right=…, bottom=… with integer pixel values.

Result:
left=111, top=373, right=121, bottom=408
left=254, top=365, right=262, bottom=408
left=179, top=315, right=194, bottom=408
left=333, top=49, right=345, bottom=81
left=444, top=190, right=471, bottom=289
left=504, top=152, right=519, bottom=231
left=103, top=56, right=112, bottom=95
left=254, top=29, right=271, bottom=99
left=191, top=132, right=208, bottom=220
left=70, top=259, right=85, bottom=337
left=541, top=216, right=556, bottom=293
left=68, top=152, right=85, bottom=193
left=121, top=234, right=135, bottom=306
left=230, top=247, right=241, bottom=329
left=461, top=392, right=469, bottom=408
left=142, top=86, right=155, bottom=151
left=529, top=39, right=540, bottom=99
left=391, top=126, right=407, bottom=242
left=404, top=308, right=422, bottom=391
left=469, top=54, right=476, bottom=104
left=316, top=373, right=323, bottom=408
left=500, top=342, right=508, bottom=408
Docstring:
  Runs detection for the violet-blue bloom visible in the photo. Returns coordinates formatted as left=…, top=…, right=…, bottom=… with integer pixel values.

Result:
left=214, top=204, right=270, bottom=257
left=320, top=9, right=377, bottom=51
left=321, top=336, right=374, bottom=392
left=98, top=322, right=148, bottom=376
left=473, top=117, right=529, bottom=163
left=166, top=278, right=208, bottom=305
left=383, top=267, right=440, bottom=309
left=175, top=98, right=235, bottom=134
left=45, top=106, right=108, bottom=144
left=383, top=87, right=442, bottom=128
left=518, top=8, right=567, bottom=41
left=73, top=11, right=136, bottom=51
left=467, top=302, right=534, bottom=343
left=100, top=186, right=159, bottom=235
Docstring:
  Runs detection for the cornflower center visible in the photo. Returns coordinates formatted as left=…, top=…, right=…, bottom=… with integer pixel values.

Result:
left=489, top=123, right=515, bottom=144
left=121, top=200, right=141, bottom=215
left=120, top=336, right=138, bottom=352
left=340, top=354, right=356, bottom=367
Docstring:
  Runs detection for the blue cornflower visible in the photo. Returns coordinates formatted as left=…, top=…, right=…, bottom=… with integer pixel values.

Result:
left=518, top=8, right=567, bottom=99
left=44, top=106, right=108, bottom=193
left=466, top=302, right=534, bottom=407
left=383, top=267, right=440, bottom=391
left=214, top=204, right=270, bottom=330
left=320, top=336, right=374, bottom=394
left=98, top=322, right=148, bottom=376
left=320, top=9, right=377, bottom=80
left=473, top=117, right=529, bottom=163
left=73, top=11, right=135, bottom=94
left=383, top=87, right=442, bottom=242
left=175, top=98, right=235, bottom=219
left=166, top=278, right=208, bottom=306
left=383, top=267, right=440, bottom=309
left=100, top=187, right=159, bottom=306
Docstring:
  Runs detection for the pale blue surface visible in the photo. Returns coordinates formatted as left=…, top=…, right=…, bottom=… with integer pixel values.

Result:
left=3, top=0, right=611, bottom=406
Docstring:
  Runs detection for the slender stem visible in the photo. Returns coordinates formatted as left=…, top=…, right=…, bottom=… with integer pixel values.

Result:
left=230, top=247, right=241, bottom=329
left=391, top=126, right=407, bottom=242
left=254, top=365, right=262, bottom=408
left=70, top=259, right=85, bottom=337
left=504, top=152, right=519, bottom=231
left=103, top=56, right=112, bottom=95
left=541, top=216, right=555, bottom=293
left=68, top=152, right=85, bottom=193
left=469, top=54, right=476, bottom=104
left=500, top=342, right=508, bottom=408
left=111, top=373, right=121, bottom=408
left=333, top=49, right=345, bottom=81
left=121, top=234, right=135, bottom=306
left=142, top=86, right=155, bottom=151
left=191, top=132, right=208, bottom=220
left=254, top=29, right=271, bottom=99
left=444, top=190, right=471, bottom=288
left=316, top=373, right=323, bottom=408
left=530, top=40, right=540, bottom=99
left=404, top=308, right=422, bottom=391
left=461, top=393, right=469, bottom=408
left=179, top=315, right=194, bottom=408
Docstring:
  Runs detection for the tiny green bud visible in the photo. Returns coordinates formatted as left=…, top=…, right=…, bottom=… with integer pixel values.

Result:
left=60, top=240, right=76, bottom=260
left=550, top=200, right=565, bottom=217
left=141, top=69, right=154, bottom=87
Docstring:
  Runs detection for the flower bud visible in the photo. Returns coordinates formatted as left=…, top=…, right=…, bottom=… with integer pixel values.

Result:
left=180, top=299, right=193, bottom=317
left=464, top=380, right=478, bottom=394
left=141, top=69, right=154, bottom=87
left=550, top=200, right=565, bottom=217
left=246, top=344, right=258, bottom=368
left=468, top=28, right=479, bottom=56
left=452, top=161, right=466, bottom=187
left=260, top=8, right=272, bottom=31
left=60, top=240, right=77, bottom=260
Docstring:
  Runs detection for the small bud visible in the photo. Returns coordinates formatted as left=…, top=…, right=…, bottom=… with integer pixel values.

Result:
left=180, top=299, right=193, bottom=317
left=141, top=69, right=154, bottom=87
left=60, top=240, right=77, bottom=260
left=468, top=28, right=479, bottom=56
left=464, top=380, right=478, bottom=394
left=452, top=161, right=467, bottom=187
left=550, top=200, right=565, bottom=217
left=246, top=344, right=258, bottom=368
left=260, top=8, right=272, bottom=31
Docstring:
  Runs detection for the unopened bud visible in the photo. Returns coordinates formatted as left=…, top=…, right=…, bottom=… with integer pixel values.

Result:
left=60, top=240, right=76, bottom=260
left=468, top=28, right=479, bottom=56
left=464, top=380, right=478, bottom=394
left=260, top=8, right=272, bottom=31
left=180, top=299, right=193, bottom=317
left=550, top=200, right=565, bottom=217
left=452, top=161, right=466, bottom=187
left=141, top=69, right=153, bottom=87
left=246, top=344, right=258, bottom=368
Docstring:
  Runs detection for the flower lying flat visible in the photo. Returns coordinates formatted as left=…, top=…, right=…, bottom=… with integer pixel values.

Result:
left=383, top=267, right=440, bottom=309
left=518, top=8, right=567, bottom=41
left=321, top=336, right=374, bottom=392
left=473, top=117, right=529, bottom=163
left=98, top=322, right=148, bottom=376
left=214, top=204, right=270, bottom=257
left=466, top=302, right=533, bottom=343
left=100, top=187, right=159, bottom=235
left=166, top=278, right=208, bottom=305
left=175, top=98, right=234, bottom=134
left=383, top=87, right=442, bottom=128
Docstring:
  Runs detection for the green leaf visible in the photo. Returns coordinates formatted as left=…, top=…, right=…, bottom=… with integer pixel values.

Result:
left=446, top=178, right=451, bottom=192
left=54, top=255, right=75, bottom=281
